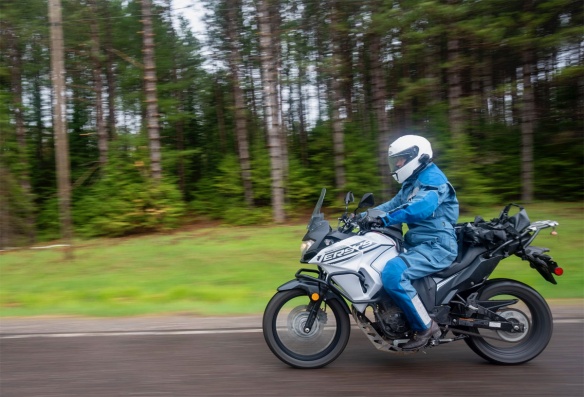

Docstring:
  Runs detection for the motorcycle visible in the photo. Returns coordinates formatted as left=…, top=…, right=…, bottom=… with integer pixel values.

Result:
left=263, top=188, right=563, bottom=368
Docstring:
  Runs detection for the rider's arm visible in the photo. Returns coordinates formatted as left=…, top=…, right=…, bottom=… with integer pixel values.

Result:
left=379, top=184, right=444, bottom=226
left=375, top=189, right=405, bottom=214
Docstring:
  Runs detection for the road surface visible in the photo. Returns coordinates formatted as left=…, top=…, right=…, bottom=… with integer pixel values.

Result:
left=1, top=303, right=582, bottom=397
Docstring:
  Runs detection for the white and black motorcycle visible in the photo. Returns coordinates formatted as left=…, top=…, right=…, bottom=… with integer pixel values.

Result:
left=263, top=188, right=563, bottom=368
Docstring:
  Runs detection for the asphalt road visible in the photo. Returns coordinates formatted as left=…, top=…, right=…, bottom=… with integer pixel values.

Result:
left=1, top=309, right=583, bottom=397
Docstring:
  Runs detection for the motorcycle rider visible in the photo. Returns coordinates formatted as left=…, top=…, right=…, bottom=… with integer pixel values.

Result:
left=373, top=135, right=459, bottom=350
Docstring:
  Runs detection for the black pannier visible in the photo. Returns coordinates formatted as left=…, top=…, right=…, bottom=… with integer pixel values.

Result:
left=456, top=204, right=531, bottom=254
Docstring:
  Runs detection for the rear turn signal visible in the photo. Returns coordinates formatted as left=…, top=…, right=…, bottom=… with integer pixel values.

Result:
left=554, top=267, right=564, bottom=276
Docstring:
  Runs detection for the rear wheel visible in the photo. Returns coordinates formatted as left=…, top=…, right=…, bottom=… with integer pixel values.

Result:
left=262, top=289, right=350, bottom=368
left=464, top=279, right=553, bottom=365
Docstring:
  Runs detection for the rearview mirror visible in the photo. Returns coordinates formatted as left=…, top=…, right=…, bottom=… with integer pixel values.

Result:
left=357, top=193, right=375, bottom=210
left=344, top=191, right=354, bottom=206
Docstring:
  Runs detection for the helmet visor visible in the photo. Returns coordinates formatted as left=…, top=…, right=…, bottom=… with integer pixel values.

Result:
left=388, top=155, right=409, bottom=173
left=388, top=145, right=419, bottom=173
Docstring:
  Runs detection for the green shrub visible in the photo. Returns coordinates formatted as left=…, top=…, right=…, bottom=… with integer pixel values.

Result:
left=73, top=139, right=185, bottom=237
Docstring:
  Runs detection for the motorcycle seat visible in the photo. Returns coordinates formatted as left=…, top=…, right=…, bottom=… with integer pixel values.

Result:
left=433, top=245, right=488, bottom=278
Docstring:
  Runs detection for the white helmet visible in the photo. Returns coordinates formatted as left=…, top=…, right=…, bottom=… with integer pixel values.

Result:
left=387, top=135, right=433, bottom=183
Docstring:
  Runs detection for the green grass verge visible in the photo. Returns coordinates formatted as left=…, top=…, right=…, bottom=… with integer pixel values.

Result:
left=0, top=202, right=582, bottom=317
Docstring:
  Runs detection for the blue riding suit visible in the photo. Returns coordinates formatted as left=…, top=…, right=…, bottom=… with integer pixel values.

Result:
left=376, top=163, right=459, bottom=331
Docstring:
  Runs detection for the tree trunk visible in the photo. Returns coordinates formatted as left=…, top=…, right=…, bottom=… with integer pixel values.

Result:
left=32, top=71, right=44, bottom=163
left=9, top=28, right=35, bottom=244
left=394, top=29, right=412, bottom=134
left=141, top=0, right=162, bottom=180
left=103, top=2, right=116, bottom=139
left=165, top=0, right=186, bottom=197
left=521, top=48, right=535, bottom=202
left=0, top=165, right=11, bottom=249
left=227, top=1, right=254, bottom=207
left=330, top=0, right=346, bottom=192
left=482, top=56, right=493, bottom=123
left=89, top=0, right=107, bottom=169
left=48, top=0, right=73, bottom=259
left=257, top=0, right=285, bottom=223
left=7, top=29, right=30, bottom=194
left=270, top=1, right=289, bottom=183
left=297, top=61, right=308, bottom=166
left=470, top=53, right=482, bottom=137
left=368, top=16, right=392, bottom=201
left=214, top=77, right=227, bottom=153
left=447, top=34, right=464, bottom=139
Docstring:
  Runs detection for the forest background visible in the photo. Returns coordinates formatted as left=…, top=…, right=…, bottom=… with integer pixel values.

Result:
left=0, top=0, right=582, bottom=248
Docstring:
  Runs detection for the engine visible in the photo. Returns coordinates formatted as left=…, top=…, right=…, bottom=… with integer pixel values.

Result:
left=374, top=301, right=409, bottom=339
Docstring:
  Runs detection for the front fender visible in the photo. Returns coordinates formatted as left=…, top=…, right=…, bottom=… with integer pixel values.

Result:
left=277, top=278, right=351, bottom=314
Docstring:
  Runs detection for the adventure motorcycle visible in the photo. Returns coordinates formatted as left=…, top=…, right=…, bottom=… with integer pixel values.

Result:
left=263, top=188, right=563, bottom=368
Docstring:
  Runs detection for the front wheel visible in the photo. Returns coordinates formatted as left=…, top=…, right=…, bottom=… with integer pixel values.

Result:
left=464, top=279, right=553, bottom=365
left=262, top=289, right=351, bottom=368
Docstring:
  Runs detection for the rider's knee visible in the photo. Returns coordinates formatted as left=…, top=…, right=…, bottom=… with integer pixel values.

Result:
left=381, top=256, right=408, bottom=290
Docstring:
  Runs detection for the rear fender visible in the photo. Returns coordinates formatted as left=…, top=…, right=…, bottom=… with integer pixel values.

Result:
left=277, top=279, right=351, bottom=314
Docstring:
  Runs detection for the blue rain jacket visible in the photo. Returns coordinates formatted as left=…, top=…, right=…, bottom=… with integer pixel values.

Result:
left=376, top=163, right=459, bottom=268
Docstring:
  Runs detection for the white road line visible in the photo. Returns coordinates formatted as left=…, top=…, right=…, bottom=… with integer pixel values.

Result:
left=1, top=319, right=582, bottom=339
left=0, top=328, right=264, bottom=339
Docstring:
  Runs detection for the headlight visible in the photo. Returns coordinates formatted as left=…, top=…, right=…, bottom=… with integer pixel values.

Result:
left=300, top=239, right=315, bottom=255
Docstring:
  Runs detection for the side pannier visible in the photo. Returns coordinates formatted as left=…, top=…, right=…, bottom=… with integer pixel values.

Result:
left=456, top=204, right=531, bottom=255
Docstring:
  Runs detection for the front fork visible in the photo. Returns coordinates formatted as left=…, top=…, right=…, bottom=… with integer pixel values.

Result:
left=277, top=268, right=352, bottom=334
left=303, top=295, right=325, bottom=333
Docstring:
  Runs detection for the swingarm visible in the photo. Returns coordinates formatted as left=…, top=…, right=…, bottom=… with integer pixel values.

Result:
left=450, top=316, right=524, bottom=333
left=448, top=293, right=525, bottom=333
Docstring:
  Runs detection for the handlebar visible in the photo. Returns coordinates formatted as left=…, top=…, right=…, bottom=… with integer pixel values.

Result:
left=338, top=213, right=402, bottom=241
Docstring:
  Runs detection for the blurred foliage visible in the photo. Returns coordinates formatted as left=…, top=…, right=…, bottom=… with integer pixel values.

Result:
left=0, top=165, right=36, bottom=246
left=70, top=136, right=186, bottom=238
left=0, top=0, right=582, bottom=244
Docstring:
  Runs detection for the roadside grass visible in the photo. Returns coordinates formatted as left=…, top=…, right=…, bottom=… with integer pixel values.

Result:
left=0, top=226, right=305, bottom=317
left=0, top=202, right=582, bottom=317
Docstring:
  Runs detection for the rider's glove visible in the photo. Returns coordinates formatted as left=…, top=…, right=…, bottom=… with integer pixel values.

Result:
left=360, top=216, right=378, bottom=229
left=377, top=213, right=393, bottom=227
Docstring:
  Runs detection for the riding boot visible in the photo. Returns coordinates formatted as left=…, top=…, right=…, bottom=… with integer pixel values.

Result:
left=401, top=320, right=441, bottom=351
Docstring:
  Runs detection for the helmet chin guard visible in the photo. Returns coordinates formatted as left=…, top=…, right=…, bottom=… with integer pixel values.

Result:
left=387, top=135, right=433, bottom=183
